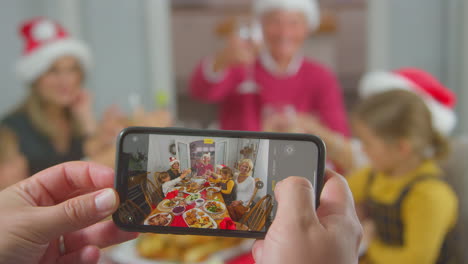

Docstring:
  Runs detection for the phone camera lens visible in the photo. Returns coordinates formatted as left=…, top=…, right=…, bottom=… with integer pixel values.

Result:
left=284, top=145, right=295, bottom=155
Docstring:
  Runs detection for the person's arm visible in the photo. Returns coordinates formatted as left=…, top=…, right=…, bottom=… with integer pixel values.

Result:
left=366, top=181, right=458, bottom=264
left=252, top=170, right=362, bottom=264
left=190, top=59, right=239, bottom=103
left=221, top=180, right=235, bottom=195
left=313, top=67, right=350, bottom=137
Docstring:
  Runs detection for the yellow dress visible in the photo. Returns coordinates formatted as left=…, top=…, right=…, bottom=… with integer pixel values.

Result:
left=348, top=160, right=458, bottom=264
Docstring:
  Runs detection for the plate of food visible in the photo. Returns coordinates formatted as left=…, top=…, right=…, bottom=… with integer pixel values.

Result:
left=203, top=200, right=226, bottom=215
left=159, top=199, right=179, bottom=209
left=184, top=182, right=204, bottom=194
left=183, top=208, right=217, bottom=229
left=144, top=213, right=173, bottom=226
left=185, top=193, right=201, bottom=203
left=205, top=186, right=221, bottom=193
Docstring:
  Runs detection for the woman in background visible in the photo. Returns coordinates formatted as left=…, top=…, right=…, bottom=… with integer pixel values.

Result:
left=190, top=0, right=349, bottom=134
left=228, top=159, right=256, bottom=221
left=166, top=156, right=191, bottom=180
left=0, top=17, right=100, bottom=175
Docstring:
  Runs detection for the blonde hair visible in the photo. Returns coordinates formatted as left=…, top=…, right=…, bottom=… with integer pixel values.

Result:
left=220, top=167, right=234, bottom=179
left=353, top=90, right=449, bottom=160
left=19, top=59, right=85, bottom=139
left=158, top=171, right=170, bottom=184
left=0, top=127, right=19, bottom=163
left=238, top=159, right=254, bottom=175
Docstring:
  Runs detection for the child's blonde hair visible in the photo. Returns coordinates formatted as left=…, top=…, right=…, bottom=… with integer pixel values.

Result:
left=157, top=172, right=170, bottom=184
left=353, top=90, right=449, bottom=160
left=220, top=167, right=234, bottom=179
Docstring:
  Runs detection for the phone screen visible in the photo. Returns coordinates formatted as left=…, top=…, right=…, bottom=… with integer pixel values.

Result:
left=114, top=128, right=324, bottom=238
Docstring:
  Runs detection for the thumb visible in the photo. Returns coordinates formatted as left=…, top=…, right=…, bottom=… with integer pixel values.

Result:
left=273, top=176, right=319, bottom=228
left=33, top=188, right=119, bottom=241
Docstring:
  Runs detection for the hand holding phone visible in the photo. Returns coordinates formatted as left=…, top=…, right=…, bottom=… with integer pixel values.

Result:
left=113, top=127, right=325, bottom=238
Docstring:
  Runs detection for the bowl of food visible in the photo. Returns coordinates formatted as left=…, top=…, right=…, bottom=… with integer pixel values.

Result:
left=203, top=200, right=226, bottom=215
left=185, top=193, right=201, bottom=205
left=195, top=198, right=205, bottom=207
left=172, top=205, right=186, bottom=216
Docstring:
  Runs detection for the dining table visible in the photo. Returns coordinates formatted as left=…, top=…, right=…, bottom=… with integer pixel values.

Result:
left=144, top=178, right=236, bottom=229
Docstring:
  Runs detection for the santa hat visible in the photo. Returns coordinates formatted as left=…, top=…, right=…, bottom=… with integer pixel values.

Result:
left=253, top=0, right=321, bottom=31
left=16, top=17, right=92, bottom=83
left=202, top=153, right=211, bottom=159
left=216, top=164, right=226, bottom=170
left=359, top=68, right=457, bottom=135
left=169, top=157, right=179, bottom=166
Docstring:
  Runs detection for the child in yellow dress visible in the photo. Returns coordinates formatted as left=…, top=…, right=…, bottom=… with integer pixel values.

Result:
left=348, top=90, right=458, bottom=264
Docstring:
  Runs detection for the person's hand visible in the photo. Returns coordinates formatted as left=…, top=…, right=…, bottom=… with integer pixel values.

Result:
left=0, top=161, right=138, bottom=264
left=70, top=89, right=97, bottom=135
left=180, top=173, right=186, bottom=180
left=213, top=34, right=258, bottom=72
left=252, top=170, right=362, bottom=264
left=131, top=107, right=173, bottom=128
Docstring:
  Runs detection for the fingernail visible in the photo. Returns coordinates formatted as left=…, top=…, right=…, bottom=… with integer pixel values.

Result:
left=95, top=188, right=116, bottom=212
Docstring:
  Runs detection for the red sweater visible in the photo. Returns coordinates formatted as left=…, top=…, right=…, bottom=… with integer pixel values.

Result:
left=190, top=57, right=349, bottom=135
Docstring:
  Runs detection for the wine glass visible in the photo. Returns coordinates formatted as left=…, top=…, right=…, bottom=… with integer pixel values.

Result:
left=237, top=19, right=263, bottom=94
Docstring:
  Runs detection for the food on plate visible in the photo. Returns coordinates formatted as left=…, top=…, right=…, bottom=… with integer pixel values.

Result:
left=136, top=234, right=247, bottom=262
left=183, top=208, right=216, bottom=229
left=185, top=193, right=201, bottom=203
left=145, top=213, right=173, bottom=226
left=185, top=182, right=203, bottom=193
left=172, top=205, right=186, bottom=216
left=161, top=199, right=179, bottom=209
left=206, top=186, right=221, bottom=193
left=204, top=200, right=226, bottom=214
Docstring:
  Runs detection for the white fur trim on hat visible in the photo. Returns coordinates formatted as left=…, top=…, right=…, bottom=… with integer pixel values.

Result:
left=16, top=38, right=91, bottom=83
left=169, top=157, right=179, bottom=166
left=359, top=71, right=457, bottom=135
left=254, top=0, right=321, bottom=31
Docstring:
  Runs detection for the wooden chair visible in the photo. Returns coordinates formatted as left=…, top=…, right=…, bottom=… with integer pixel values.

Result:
left=141, top=178, right=165, bottom=208
left=245, top=178, right=264, bottom=208
left=240, top=194, right=273, bottom=231
left=117, top=199, right=147, bottom=225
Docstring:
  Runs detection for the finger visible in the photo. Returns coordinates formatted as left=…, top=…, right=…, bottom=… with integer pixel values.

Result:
left=18, top=161, right=114, bottom=206
left=252, top=240, right=264, bottom=263
left=57, top=245, right=100, bottom=264
left=316, top=169, right=357, bottom=227
left=273, top=176, right=319, bottom=227
left=64, top=220, right=139, bottom=253
left=32, top=188, right=119, bottom=241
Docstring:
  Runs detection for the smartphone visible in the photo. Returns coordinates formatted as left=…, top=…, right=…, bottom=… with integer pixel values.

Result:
left=113, top=127, right=325, bottom=239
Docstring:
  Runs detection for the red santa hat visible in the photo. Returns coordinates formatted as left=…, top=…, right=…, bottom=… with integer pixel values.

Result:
left=359, top=68, right=457, bottom=135
left=169, top=157, right=179, bottom=166
left=216, top=164, right=226, bottom=170
left=16, top=17, right=92, bottom=83
left=253, top=0, right=321, bottom=31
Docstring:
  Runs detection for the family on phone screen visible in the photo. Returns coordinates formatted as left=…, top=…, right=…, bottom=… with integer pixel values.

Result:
left=157, top=154, right=258, bottom=221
